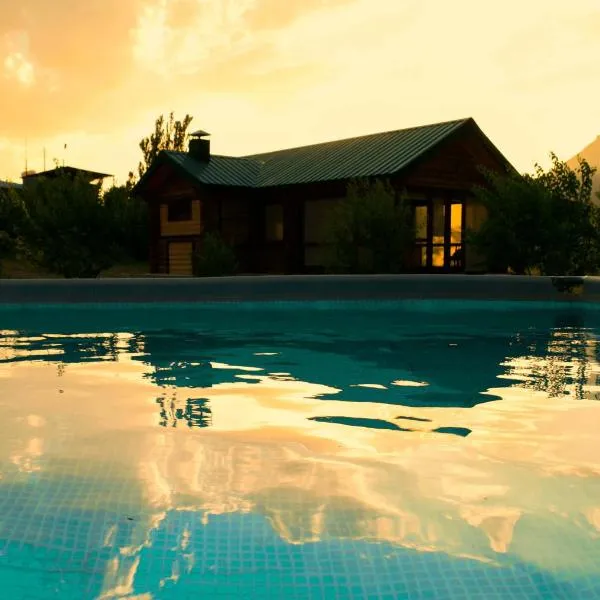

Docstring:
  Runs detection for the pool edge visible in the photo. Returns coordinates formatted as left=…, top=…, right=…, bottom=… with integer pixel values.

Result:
left=0, top=274, right=598, bottom=304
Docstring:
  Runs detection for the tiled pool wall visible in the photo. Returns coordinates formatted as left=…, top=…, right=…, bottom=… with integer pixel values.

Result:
left=0, top=274, right=598, bottom=304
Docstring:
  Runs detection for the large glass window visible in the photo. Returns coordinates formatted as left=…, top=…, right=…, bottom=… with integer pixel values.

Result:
left=221, top=199, right=249, bottom=245
left=414, top=204, right=428, bottom=267
left=265, top=204, right=284, bottom=242
left=304, top=199, right=340, bottom=269
left=449, top=202, right=463, bottom=268
left=450, top=202, right=463, bottom=244
left=431, top=199, right=445, bottom=267
left=412, top=199, right=464, bottom=269
left=415, top=205, right=428, bottom=241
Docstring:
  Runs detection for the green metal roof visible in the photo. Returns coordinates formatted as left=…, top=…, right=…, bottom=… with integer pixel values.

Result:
left=247, top=118, right=469, bottom=187
left=165, top=152, right=260, bottom=187
left=143, top=117, right=502, bottom=190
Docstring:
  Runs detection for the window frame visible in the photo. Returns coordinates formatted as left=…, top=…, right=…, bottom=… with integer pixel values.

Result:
left=167, top=195, right=193, bottom=222
left=265, top=203, right=284, bottom=242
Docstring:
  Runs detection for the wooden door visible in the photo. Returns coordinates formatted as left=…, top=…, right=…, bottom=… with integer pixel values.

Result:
left=168, top=241, right=193, bottom=276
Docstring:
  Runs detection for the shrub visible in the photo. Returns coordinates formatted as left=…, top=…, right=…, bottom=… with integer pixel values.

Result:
left=192, top=232, right=238, bottom=277
left=102, top=185, right=149, bottom=262
left=18, top=173, right=120, bottom=278
left=328, top=178, right=415, bottom=273
left=468, top=154, right=600, bottom=276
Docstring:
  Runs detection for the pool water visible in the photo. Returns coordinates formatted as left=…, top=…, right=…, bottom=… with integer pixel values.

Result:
left=1, top=300, right=600, bottom=599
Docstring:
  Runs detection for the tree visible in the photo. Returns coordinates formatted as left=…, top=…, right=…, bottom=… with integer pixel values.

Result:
left=466, top=169, right=549, bottom=274
left=468, top=154, right=600, bottom=276
left=130, top=111, right=193, bottom=184
left=18, top=173, right=120, bottom=278
left=328, top=178, right=415, bottom=273
left=0, top=187, right=25, bottom=263
left=103, top=184, right=149, bottom=262
left=536, top=153, right=600, bottom=275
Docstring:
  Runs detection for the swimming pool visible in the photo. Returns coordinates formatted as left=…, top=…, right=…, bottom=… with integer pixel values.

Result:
left=1, top=299, right=600, bottom=599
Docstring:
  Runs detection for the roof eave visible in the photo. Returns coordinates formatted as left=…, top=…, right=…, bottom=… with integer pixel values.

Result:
left=131, top=150, right=174, bottom=196
left=464, top=118, right=519, bottom=175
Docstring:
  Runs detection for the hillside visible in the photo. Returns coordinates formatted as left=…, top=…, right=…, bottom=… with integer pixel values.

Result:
left=566, top=135, right=600, bottom=203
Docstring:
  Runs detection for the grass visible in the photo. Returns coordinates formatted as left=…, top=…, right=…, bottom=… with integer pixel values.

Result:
left=0, top=258, right=150, bottom=279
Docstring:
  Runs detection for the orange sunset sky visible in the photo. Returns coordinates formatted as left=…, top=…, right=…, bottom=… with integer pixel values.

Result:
left=1, top=0, right=599, bottom=186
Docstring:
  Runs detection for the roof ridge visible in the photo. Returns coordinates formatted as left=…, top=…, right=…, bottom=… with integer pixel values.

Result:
left=242, top=118, right=471, bottom=159
left=140, top=117, right=502, bottom=191
left=166, top=149, right=260, bottom=162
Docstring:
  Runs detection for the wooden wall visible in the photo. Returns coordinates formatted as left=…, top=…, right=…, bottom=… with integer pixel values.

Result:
left=143, top=121, right=511, bottom=275
left=402, top=121, right=510, bottom=191
left=160, top=199, right=202, bottom=236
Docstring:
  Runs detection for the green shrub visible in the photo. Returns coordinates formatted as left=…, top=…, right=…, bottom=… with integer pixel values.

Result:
left=469, top=154, right=600, bottom=276
left=102, top=185, right=149, bottom=262
left=0, top=187, right=25, bottom=263
left=18, top=173, right=119, bottom=278
left=328, top=178, right=415, bottom=273
left=192, top=232, right=238, bottom=277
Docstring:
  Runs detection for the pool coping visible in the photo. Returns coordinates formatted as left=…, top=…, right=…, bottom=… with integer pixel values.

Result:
left=1, top=274, right=599, bottom=304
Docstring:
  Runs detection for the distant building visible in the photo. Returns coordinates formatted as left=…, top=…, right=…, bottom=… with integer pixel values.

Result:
left=21, top=165, right=112, bottom=187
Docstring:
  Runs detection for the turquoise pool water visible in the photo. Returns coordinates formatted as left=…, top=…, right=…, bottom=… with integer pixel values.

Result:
left=1, top=300, right=600, bottom=599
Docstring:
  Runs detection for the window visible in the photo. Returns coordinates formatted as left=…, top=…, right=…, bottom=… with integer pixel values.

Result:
left=450, top=202, right=463, bottom=244
left=304, top=199, right=340, bottom=244
left=168, top=197, right=192, bottom=222
left=220, top=199, right=249, bottom=245
left=414, top=205, right=428, bottom=241
left=265, top=204, right=284, bottom=241
left=303, top=199, right=340, bottom=269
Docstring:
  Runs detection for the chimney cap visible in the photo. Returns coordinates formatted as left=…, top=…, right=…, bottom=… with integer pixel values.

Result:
left=190, top=129, right=210, bottom=138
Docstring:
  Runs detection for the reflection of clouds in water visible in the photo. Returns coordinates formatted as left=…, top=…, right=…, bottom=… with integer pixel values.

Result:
left=1, top=313, right=600, bottom=595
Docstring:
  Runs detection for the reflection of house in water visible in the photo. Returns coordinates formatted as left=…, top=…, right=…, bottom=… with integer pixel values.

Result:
left=156, top=395, right=213, bottom=428
left=3, top=306, right=599, bottom=428
left=500, top=312, right=600, bottom=401
left=133, top=326, right=538, bottom=409
left=0, top=331, right=144, bottom=364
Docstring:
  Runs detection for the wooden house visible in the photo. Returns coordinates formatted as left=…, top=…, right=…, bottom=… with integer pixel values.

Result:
left=21, top=166, right=112, bottom=187
left=133, top=118, right=516, bottom=276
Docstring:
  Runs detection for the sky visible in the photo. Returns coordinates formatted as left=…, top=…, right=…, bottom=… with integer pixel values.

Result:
left=1, top=0, right=599, bottom=185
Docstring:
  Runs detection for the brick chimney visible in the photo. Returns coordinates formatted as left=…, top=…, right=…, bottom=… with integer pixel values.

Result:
left=188, top=130, right=210, bottom=162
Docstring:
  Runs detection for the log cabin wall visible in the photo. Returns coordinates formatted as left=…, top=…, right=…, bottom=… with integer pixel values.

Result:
left=206, top=187, right=255, bottom=273
left=146, top=172, right=203, bottom=274
left=142, top=120, right=512, bottom=275
left=398, top=121, right=510, bottom=273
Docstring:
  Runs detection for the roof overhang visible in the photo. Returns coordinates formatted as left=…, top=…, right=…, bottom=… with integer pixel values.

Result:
left=22, top=165, right=112, bottom=183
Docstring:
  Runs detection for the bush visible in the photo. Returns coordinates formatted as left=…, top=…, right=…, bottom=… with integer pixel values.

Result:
left=18, top=173, right=120, bottom=278
left=0, top=187, right=25, bottom=261
left=328, top=178, right=415, bottom=273
left=192, top=232, right=238, bottom=277
left=102, top=185, right=149, bottom=262
left=468, top=154, right=600, bottom=276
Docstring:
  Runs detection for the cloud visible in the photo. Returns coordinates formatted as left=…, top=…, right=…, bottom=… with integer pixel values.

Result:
left=0, top=0, right=143, bottom=138
left=0, top=0, right=356, bottom=141
left=1, top=0, right=599, bottom=182
left=0, top=0, right=359, bottom=179
left=243, top=0, right=349, bottom=31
